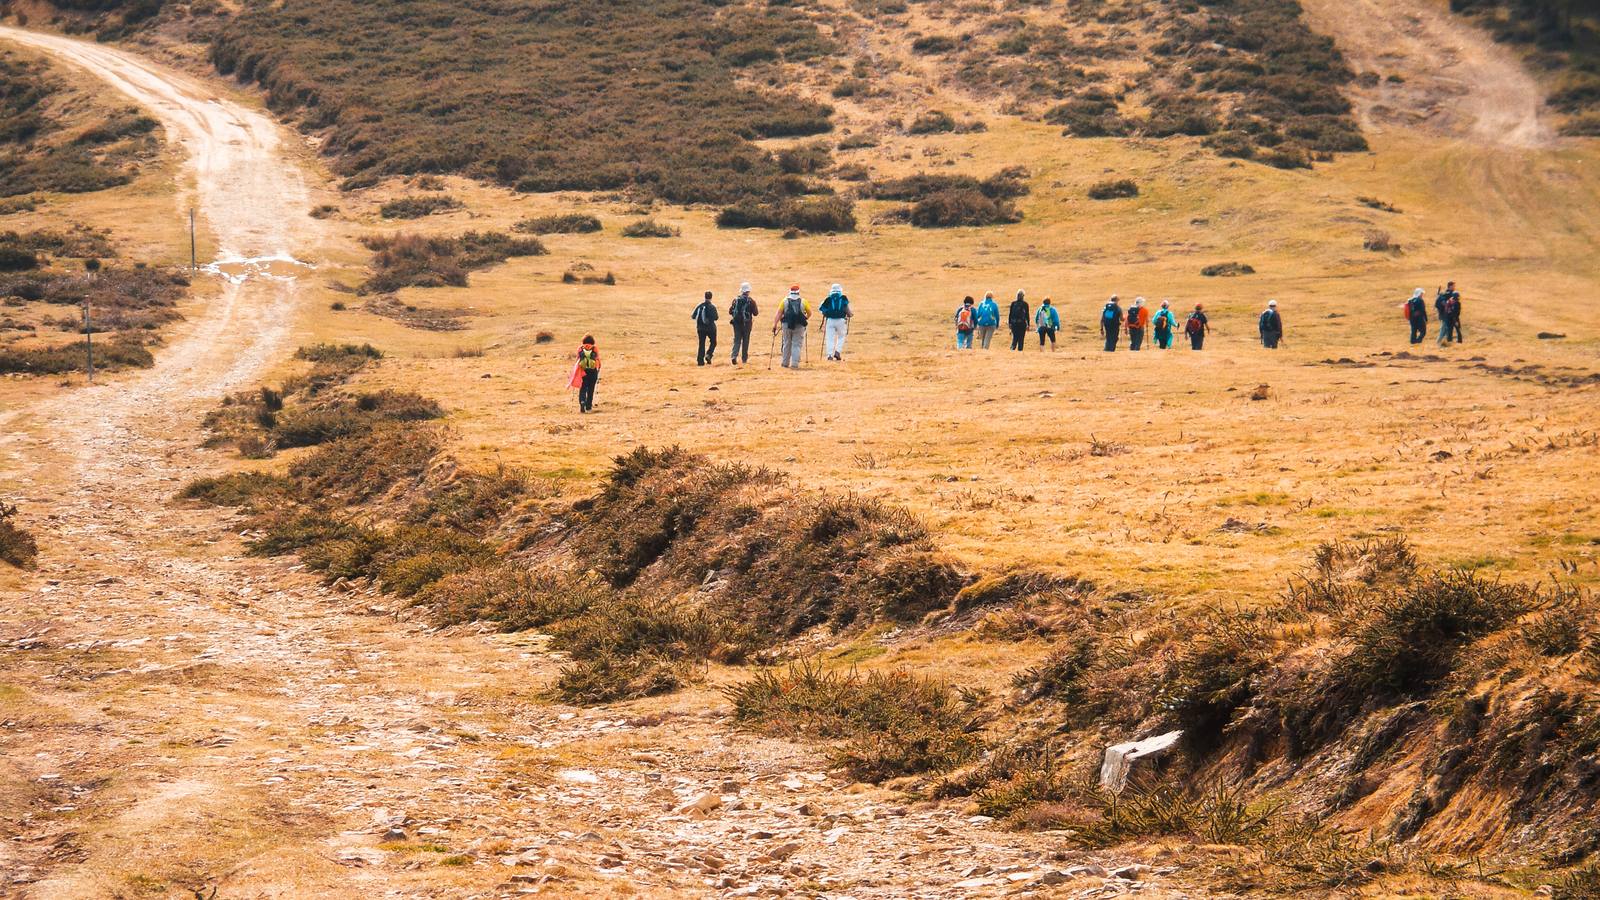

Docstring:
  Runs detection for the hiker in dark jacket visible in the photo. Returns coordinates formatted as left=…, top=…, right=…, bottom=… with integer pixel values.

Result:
left=692, top=291, right=719, bottom=365
left=1008, top=290, right=1031, bottom=351
left=1186, top=304, right=1209, bottom=350
left=1101, top=296, right=1124, bottom=352
left=728, top=282, right=759, bottom=365
left=1258, top=299, right=1283, bottom=349
left=1434, top=281, right=1461, bottom=345
left=1405, top=288, right=1428, bottom=345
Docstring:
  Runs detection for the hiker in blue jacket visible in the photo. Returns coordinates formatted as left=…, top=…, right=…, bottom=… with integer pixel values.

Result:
left=975, top=292, right=1001, bottom=349
left=1035, top=297, right=1060, bottom=350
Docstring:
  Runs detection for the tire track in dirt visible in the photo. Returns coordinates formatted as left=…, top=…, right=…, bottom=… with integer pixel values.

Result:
left=1298, top=0, right=1551, bottom=149
left=0, top=29, right=1169, bottom=900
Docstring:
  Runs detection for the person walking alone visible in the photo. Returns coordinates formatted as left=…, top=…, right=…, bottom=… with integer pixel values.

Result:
left=819, top=283, right=852, bottom=361
left=1185, top=303, right=1210, bottom=351
left=1152, top=300, right=1178, bottom=350
left=1405, top=288, right=1428, bottom=345
left=1126, top=297, right=1150, bottom=351
left=975, top=292, right=1001, bottom=349
left=692, top=291, right=719, bottom=365
left=955, top=296, right=977, bottom=349
left=1101, top=295, right=1124, bottom=352
left=774, top=285, right=810, bottom=369
left=1008, top=290, right=1030, bottom=351
left=1035, top=297, right=1060, bottom=350
left=729, top=283, right=759, bottom=365
left=570, top=335, right=601, bottom=413
left=1259, top=299, right=1284, bottom=349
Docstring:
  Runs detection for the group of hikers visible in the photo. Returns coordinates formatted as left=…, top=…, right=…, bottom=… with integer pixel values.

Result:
left=954, top=292, right=1220, bottom=352
left=570, top=279, right=1467, bottom=411
left=1403, top=281, right=1466, bottom=346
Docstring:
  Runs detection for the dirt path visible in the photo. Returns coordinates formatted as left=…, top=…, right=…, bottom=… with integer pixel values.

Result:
left=0, top=30, right=1176, bottom=900
left=1299, top=0, right=1551, bottom=148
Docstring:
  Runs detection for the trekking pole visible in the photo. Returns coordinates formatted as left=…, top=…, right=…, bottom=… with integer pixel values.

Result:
left=767, top=330, right=777, bottom=370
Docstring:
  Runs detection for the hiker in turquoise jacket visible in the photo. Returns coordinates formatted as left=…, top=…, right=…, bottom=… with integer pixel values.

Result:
left=1151, top=300, right=1180, bottom=350
left=974, top=293, right=1001, bottom=349
left=1034, top=298, right=1060, bottom=350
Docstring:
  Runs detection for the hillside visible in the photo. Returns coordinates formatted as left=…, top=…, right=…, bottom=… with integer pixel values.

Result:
left=2, top=1, right=1600, bottom=898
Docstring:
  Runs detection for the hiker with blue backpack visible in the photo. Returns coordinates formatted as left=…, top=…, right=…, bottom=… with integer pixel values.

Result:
left=1151, top=301, right=1179, bottom=349
left=1035, top=297, right=1060, bottom=350
left=1259, top=299, right=1284, bottom=349
left=819, top=284, right=852, bottom=361
left=955, top=296, right=977, bottom=349
left=975, top=292, right=1001, bottom=349
left=1100, top=296, right=1124, bottom=352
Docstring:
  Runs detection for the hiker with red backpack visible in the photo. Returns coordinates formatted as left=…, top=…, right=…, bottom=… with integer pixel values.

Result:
left=1100, top=296, right=1124, bottom=352
left=569, top=335, right=601, bottom=412
left=1126, top=297, right=1150, bottom=351
left=1152, top=301, right=1179, bottom=349
left=1185, top=304, right=1210, bottom=350
left=1405, top=288, right=1428, bottom=345
left=955, top=296, right=977, bottom=349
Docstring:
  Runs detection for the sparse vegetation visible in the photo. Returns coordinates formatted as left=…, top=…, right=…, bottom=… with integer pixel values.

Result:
left=359, top=231, right=545, bottom=294
left=1088, top=179, right=1139, bottom=200
left=1201, top=262, right=1255, bottom=277
left=620, top=219, right=679, bottom=239
left=206, top=0, right=835, bottom=202
left=513, top=214, right=602, bottom=235
left=716, top=197, right=857, bottom=234
left=379, top=195, right=463, bottom=219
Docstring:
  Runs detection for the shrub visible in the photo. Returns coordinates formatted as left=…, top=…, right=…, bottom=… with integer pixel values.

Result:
left=379, top=196, right=463, bottom=219
left=1362, top=230, right=1400, bottom=253
left=1201, top=262, right=1255, bottom=277
left=911, top=34, right=958, bottom=54
left=908, top=110, right=957, bottom=134
left=725, top=660, right=984, bottom=780
left=908, top=189, right=1022, bottom=227
left=620, top=219, right=679, bottom=238
left=0, top=246, right=39, bottom=272
left=0, top=501, right=38, bottom=569
left=360, top=231, right=545, bottom=293
left=715, top=197, right=856, bottom=233
left=178, top=472, right=294, bottom=508
left=1087, top=179, right=1139, bottom=200
left=513, top=213, right=602, bottom=235
left=0, top=335, right=154, bottom=375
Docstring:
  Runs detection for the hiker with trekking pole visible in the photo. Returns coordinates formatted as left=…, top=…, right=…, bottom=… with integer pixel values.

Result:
left=773, top=284, right=810, bottom=369
left=729, top=282, right=759, bottom=365
left=1126, top=297, right=1150, bottom=351
left=1152, top=300, right=1179, bottom=350
left=820, top=283, right=852, bottom=362
left=1259, top=299, right=1284, bottom=349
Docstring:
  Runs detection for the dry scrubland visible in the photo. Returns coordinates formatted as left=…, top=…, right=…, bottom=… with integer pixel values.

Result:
left=3, top=0, right=1600, bottom=894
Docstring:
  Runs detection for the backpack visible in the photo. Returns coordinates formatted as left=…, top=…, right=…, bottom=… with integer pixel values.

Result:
left=577, top=348, right=598, bottom=371
left=1185, top=313, right=1203, bottom=336
left=731, top=296, right=754, bottom=323
left=1445, top=296, right=1460, bottom=317
left=957, top=307, right=974, bottom=331
left=1102, top=306, right=1119, bottom=328
left=782, top=297, right=807, bottom=328
left=1153, top=311, right=1172, bottom=332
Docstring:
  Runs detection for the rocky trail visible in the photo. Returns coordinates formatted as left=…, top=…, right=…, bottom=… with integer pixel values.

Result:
left=0, top=28, right=1179, bottom=900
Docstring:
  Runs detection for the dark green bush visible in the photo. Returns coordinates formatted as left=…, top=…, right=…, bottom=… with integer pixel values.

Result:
left=716, top=197, right=856, bottom=233
left=908, top=110, right=958, bottom=134
left=620, top=219, right=679, bottom=238
left=1087, top=178, right=1139, bottom=200
left=378, top=195, right=463, bottom=219
left=513, top=213, right=602, bottom=235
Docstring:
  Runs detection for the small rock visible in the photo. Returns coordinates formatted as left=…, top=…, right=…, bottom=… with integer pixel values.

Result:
left=382, top=827, right=406, bottom=841
left=676, top=792, right=722, bottom=817
left=1112, top=864, right=1148, bottom=880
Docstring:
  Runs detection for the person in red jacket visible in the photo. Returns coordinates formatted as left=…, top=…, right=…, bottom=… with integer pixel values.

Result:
left=569, top=336, right=601, bottom=412
left=1126, top=297, right=1151, bottom=351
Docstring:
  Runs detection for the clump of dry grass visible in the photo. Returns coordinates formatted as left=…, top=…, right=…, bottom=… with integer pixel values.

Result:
left=359, top=231, right=545, bottom=294
left=725, top=660, right=985, bottom=781
left=0, top=501, right=38, bottom=569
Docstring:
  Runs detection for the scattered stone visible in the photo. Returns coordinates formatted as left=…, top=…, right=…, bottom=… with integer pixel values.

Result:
left=676, top=792, right=722, bottom=817
left=1100, top=731, right=1183, bottom=792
